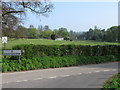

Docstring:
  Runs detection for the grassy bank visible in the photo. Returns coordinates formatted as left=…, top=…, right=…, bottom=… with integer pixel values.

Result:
left=3, top=38, right=119, bottom=49
left=103, top=73, right=120, bottom=89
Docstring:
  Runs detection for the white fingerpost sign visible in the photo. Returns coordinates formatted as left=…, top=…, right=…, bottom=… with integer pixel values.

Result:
left=2, top=37, right=7, bottom=43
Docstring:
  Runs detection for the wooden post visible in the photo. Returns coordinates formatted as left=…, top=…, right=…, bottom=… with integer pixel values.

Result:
left=3, top=43, right=6, bottom=58
left=4, top=43, right=6, bottom=50
left=18, top=56, right=20, bottom=63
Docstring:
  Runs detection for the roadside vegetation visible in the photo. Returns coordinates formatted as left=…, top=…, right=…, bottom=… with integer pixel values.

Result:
left=1, top=44, right=119, bottom=72
left=103, top=73, right=120, bottom=89
left=2, top=55, right=118, bottom=72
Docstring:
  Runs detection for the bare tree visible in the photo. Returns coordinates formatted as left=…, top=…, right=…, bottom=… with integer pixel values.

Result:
left=2, top=1, right=53, bottom=17
left=1, top=0, right=53, bottom=37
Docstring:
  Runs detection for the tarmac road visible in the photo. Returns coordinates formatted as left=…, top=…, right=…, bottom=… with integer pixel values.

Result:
left=1, top=62, right=119, bottom=88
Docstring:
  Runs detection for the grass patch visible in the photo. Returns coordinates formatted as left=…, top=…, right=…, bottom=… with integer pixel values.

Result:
left=102, top=73, right=120, bottom=89
left=3, top=38, right=120, bottom=49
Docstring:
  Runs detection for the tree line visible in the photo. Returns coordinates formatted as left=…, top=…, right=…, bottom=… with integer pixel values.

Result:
left=78, top=26, right=119, bottom=42
left=2, top=24, right=120, bottom=43
left=2, top=25, right=70, bottom=40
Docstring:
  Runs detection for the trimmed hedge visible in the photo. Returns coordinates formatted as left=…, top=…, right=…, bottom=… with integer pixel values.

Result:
left=2, top=55, right=118, bottom=72
left=12, top=44, right=119, bottom=58
left=2, top=44, right=119, bottom=72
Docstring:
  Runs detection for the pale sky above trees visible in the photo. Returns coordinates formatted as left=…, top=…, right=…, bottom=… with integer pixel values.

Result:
left=23, top=2, right=118, bottom=32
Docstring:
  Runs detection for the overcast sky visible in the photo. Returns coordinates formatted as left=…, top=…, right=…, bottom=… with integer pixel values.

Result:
left=22, top=2, right=118, bottom=32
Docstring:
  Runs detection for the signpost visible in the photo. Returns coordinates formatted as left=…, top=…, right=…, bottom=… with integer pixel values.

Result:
left=2, top=37, right=22, bottom=63
left=3, top=50, right=21, bottom=63
left=2, top=37, right=7, bottom=49
left=2, top=37, right=7, bottom=43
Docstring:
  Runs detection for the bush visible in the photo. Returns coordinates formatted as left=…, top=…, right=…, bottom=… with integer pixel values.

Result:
left=2, top=55, right=118, bottom=72
left=103, top=73, right=120, bottom=89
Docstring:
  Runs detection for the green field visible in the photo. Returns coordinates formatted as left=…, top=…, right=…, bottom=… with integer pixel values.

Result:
left=2, top=38, right=120, bottom=49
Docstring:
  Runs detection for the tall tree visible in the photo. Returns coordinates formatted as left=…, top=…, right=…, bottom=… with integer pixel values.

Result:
left=43, top=25, right=50, bottom=31
left=51, top=32, right=56, bottom=40
left=28, top=25, right=39, bottom=38
left=16, top=25, right=29, bottom=38
left=69, top=30, right=77, bottom=40
left=58, top=27, right=69, bottom=38
left=41, top=29, right=53, bottom=39
left=38, top=25, right=43, bottom=38
left=1, top=1, right=53, bottom=37
left=38, top=25, right=43, bottom=33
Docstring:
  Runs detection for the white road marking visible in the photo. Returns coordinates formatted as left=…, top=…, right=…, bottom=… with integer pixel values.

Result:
left=103, top=70, right=110, bottom=72
left=78, top=73, right=82, bottom=75
left=16, top=80, right=28, bottom=82
left=48, top=76, right=57, bottom=79
left=64, top=75, right=70, bottom=77
left=85, top=72, right=92, bottom=74
left=23, top=80, right=28, bottom=82
left=94, top=71, right=100, bottom=73
left=88, top=72, right=92, bottom=74
left=111, top=69, right=117, bottom=71
left=16, top=81, right=22, bottom=82
left=60, top=75, right=70, bottom=77
left=33, top=78, right=43, bottom=80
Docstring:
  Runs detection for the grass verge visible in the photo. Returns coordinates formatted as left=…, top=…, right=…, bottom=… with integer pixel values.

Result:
left=102, top=73, right=120, bottom=89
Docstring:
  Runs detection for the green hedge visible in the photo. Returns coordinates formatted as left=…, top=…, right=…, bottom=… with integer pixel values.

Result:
left=2, top=55, right=118, bottom=72
left=3, top=44, right=119, bottom=72
left=12, top=44, right=119, bottom=58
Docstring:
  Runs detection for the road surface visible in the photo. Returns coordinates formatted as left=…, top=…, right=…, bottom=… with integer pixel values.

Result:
left=1, top=62, right=119, bottom=88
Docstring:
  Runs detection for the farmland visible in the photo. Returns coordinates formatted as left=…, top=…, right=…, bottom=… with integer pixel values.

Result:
left=2, top=38, right=120, bottom=49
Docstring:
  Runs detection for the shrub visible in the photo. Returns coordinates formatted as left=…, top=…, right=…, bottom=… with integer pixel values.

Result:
left=103, top=73, right=120, bottom=89
left=2, top=63, right=8, bottom=72
left=2, top=55, right=118, bottom=72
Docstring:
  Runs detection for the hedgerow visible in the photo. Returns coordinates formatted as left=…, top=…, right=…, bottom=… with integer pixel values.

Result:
left=12, top=44, right=119, bottom=58
left=2, top=55, right=118, bottom=72
left=2, top=44, right=119, bottom=72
